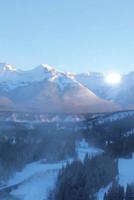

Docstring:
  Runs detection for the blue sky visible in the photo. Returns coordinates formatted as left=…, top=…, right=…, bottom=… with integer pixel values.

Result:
left=0, top=0, right=134, bottom=73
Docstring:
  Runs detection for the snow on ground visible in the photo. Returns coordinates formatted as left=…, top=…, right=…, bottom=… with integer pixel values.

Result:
left=8, top=160, right=67, bottom=186
left=11, top=170, right=57, bottom=200
left=1, top=139, right=103, bottom=200
left=97, top=183, right=112, bottom=200
left=76, top=139, right=104, bottom=162
left=97, top=154, right=134, bottom=200
left=118, top=154, right=134, bottom=187
left=8, top=146, right=134, bottom=200
left=3, top=160, right=69, bottom=200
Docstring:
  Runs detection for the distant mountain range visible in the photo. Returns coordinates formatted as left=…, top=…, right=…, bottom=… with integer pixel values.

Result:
left=0, top=63, right=132, bottom=113
left=76, top=71, right=134, bottom=109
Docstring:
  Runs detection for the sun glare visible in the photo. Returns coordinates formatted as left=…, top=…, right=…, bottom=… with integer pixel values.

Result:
left=105, top=73, right=122, bottom=85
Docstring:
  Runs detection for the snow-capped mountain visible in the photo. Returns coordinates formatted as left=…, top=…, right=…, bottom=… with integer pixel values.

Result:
left=0, top=63, right=58, bottom=89
left=0, top=63, right=120, bottom=113
left=75, top=71, right=134, bottom=109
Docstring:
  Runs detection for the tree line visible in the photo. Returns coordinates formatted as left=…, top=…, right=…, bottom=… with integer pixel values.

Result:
left=0, top=122, right=79, bottom=184
left=83, top=115, right=134, bottom=158
left=49, top=153, right=118, bottom=200
left=104, top=181, right=134, bottom=200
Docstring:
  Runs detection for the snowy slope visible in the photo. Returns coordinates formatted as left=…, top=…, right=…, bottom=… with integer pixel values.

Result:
left=1, top=62, right=134, bottom=109
left=118, top=155, right=134, bottom=187
left=1, top=160, right=69, bottom=200
left=11, top=170, right=57, bottom=200
left=0, top=63, right=58, bottom=89
left=75, top=71, right=134, bottom=109
left=76, top=139, right=103, bottom=161
left=97, top=183, right=112, bottom=200
left=0, top=63, right=79, bottom=90
left=89, top=110, right=134, bottom=126
left=0, top=63, right=120, bottom=113
left=0, top=141, right=102, bottom=200
left=97, top=155, right=134, bottom=200
left=8, top=160, right=67, bottom=186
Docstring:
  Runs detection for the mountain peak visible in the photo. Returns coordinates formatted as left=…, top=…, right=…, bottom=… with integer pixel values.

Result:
left=37, top=64, right=57, bottom=73
left=0, top=63, right=17, bottom=72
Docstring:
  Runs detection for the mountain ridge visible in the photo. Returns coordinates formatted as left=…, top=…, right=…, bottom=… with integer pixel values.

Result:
left=0, top=63, right=120, bottom=113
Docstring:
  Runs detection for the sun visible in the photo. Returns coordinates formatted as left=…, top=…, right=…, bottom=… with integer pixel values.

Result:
left=105, top=73, right=122, bottom=85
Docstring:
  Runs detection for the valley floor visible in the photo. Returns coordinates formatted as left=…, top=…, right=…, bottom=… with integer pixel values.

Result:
left=1, top=141, right=134, bottom=200
left=0, top=160, right=68, bottom=200
left=0, top=140, right=102, bottom=200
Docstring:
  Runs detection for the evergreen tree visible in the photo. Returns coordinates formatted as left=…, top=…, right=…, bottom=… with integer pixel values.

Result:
left=126, top=184, right=134, bottom=200
left=103, top=193, right=108, bottom=200
left=104, top=181, right=124, bottom=200
left=52, top=153, right=118, bottom=200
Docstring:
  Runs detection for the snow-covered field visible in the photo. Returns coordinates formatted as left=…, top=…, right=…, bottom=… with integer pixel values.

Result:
left=1, top=160, right=68, bottom=200
left=11, top=170, right=57, bottom=200
left=118, top=154, right=134, bottom=187
left=0, top=140, right=104, bottom=200
left=3, top=141, right=134, bottom=200
left=8, top=161, right=67, bottom=186
left=2, top=141, right=134, bottom=200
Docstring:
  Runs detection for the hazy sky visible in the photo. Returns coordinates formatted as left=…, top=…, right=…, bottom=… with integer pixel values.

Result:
left=0, top=0, right=134, bottom=73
